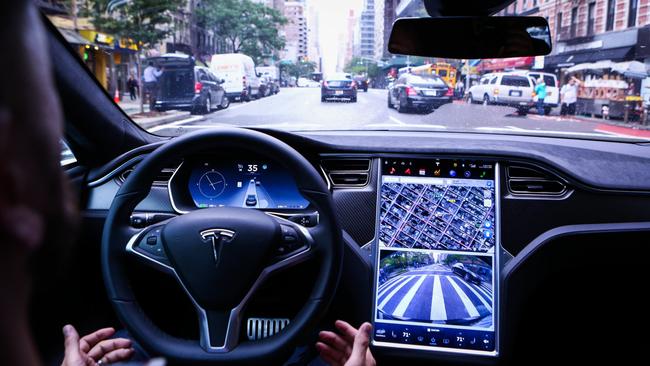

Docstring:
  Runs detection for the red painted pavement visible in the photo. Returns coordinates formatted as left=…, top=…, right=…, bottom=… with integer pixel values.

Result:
left=594, top=123, right=650, bottom=138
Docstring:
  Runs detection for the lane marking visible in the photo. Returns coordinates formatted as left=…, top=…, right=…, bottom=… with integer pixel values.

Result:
left=392, top=275, right=427, bottom=317
left=364, top=123, right=447, bottom=129
left=458, top=278, right=492, bottom=312
left=430, top=275, right=447, bottom=321
left=377, top=275, right=411, bottom=299
left=474, top=283, right=492, bottom=299
left=147, top=115, right=203, bottom=132
left=389, top=116, right=406, bottom=125
left=447, top=276, right=480, bottom=317
left=378, top=276, right=416, bottom=310
left=377, top=275, right=408, bottom=297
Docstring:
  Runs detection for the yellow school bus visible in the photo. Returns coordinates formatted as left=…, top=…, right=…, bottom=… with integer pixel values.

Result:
left=410, top=62, right=457, bottom=87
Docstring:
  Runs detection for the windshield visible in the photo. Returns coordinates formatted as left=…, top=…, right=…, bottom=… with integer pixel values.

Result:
left=46, top=0, right=650, bottom=141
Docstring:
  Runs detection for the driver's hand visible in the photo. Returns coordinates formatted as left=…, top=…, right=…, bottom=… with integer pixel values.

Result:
left=62, top=324, right=134, bottom=366
left=316, top=320, right=376, bottom=366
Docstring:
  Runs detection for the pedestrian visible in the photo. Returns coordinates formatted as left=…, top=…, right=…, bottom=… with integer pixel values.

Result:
left=127, top=73, right=138, bottom=101
left=534, top=77, right=547, bottom=115
left=560, top=76, right=580, bottom=116
left=143, top=61, right=163, bottom=111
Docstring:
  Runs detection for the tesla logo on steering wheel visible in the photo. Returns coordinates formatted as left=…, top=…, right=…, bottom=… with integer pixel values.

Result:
left=200, top=228, right=236, bottom=266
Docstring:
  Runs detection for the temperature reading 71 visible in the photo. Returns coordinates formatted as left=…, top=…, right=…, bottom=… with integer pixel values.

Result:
left=247, top=164, right=258, bottom=172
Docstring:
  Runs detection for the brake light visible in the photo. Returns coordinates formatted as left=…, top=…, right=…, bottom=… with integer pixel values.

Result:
left=242, top=76, right=247, bottom=87
left=194, top=82, right=203, bottom=94
left=322, top=80, right=328, bottom=88
left=406, top=86, right=418, bottom=96
left=445, top=87, right=453, bottom=96
left=351, top=81, right=357, bottom=88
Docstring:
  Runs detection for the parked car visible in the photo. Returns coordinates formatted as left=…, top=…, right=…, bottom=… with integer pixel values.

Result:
left=321, top=73, right=357, bottom=102
left=148, top=54, right=228, bottom=115
left=451, top=262, right=482, bottom=285
left=387, top=73, right=453, bottom=113
left=354, top=75, right=369, bottom=92
left=468, top=72, right=535, bottom=115
left=298, top=77, right=320, bottom=87
left=210, top=53, right=261, bottom=101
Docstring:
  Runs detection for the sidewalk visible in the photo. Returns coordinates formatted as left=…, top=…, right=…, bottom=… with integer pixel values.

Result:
left=527, top=107, right=650, bottom=138
left=116, top=95, right=192, bottom=130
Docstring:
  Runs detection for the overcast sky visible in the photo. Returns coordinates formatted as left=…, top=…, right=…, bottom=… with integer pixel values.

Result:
left=310, top=0, right=364, bottom=75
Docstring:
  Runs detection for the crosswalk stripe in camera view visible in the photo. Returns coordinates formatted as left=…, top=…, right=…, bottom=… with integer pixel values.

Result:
left=377, top=273, right=492, bottom=323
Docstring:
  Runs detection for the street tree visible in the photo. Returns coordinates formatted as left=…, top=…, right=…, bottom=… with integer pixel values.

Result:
left=88, top=0, right=184, bottom=113
left=344, top=57, right=381, bottom=79
left=282, top=60, right=317, bottom=79
left=197, top=0, right=286, bottom=64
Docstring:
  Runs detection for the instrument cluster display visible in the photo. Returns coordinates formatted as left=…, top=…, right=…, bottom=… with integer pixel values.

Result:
left=187, top=160, right=309, bottom=210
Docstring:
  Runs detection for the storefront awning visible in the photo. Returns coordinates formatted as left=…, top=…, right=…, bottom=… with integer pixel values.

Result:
left=58, top=28, right=93, bottom=46
left=477, top=57, right=534, bottom=72
left=544, top=46, right=634, bottom=68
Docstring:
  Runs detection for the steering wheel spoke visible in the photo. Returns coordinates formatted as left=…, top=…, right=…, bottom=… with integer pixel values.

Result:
left=197, top=307, right=241, bottom=352
left=126, top=224, right=174, bottom=274
left=268, top=216, right=316, bottom=270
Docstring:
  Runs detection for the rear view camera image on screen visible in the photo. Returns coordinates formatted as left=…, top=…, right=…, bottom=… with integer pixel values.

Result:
left=373, top=158, right=498, bottom=355
left=377, top=250, right=493, bottom=328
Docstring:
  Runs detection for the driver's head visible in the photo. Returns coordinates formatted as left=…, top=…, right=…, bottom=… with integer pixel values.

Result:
left=0, top=0, right=78, bottom=343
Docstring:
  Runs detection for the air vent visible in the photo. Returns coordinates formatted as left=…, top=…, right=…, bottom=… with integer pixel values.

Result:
left=507, top=165, right=567, bottom=196
left=119, top=167, right=176, bottom=186
left=321, top=159, right=370, bottom=171
left=321, top=158, right=370, bottom=187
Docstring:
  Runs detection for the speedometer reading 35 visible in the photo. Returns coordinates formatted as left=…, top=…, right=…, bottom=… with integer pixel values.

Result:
left=198, top=170, right=226, bottom=198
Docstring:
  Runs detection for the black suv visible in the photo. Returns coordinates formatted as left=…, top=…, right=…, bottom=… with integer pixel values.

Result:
left=150, top=54, right=229, bottom=114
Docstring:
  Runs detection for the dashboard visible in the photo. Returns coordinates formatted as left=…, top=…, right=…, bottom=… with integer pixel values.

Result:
left=83, top=129, right=650, bottom=364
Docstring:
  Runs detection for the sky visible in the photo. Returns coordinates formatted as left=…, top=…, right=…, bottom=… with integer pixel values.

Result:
left=309, top=0, right=364, bottom=75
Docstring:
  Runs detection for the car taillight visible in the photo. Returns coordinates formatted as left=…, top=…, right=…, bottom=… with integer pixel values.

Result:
left=194, top=82, right=203, bottom=94
left=406, top=86, right=418, bottom=96
left=322, top=80, right=328, bottom=88
left=351, top=81, right=357, bottom=88
left=242, top=76, right=247, bottom=87
left=445, top=87, right=453, bottom=96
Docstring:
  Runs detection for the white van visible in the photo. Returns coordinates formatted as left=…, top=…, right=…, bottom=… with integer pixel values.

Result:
left=210, top=53, right=261, bottom=101
left=527, top=71, right=559, bottom=113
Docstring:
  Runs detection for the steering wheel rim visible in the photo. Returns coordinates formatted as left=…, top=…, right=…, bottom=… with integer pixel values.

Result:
left=101, top=128, right=342, bottom=364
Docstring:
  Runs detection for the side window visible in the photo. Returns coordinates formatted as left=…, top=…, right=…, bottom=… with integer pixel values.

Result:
left=501, top=76, right=530, bottom=87
left=60, top=140, right=77, bottom=166
left=480, top=78, right=489, bottom=85
left=490, top=77, right=498, bottom=85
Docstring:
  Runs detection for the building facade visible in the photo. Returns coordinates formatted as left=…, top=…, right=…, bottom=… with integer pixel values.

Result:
left=500, top=0, right=650, bottom=72
left=281, top=1, right=308, bottom=62
left=359, top=0, right=376, bottom=58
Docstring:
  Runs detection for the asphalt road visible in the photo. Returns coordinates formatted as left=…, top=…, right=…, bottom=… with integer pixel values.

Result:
left=149, top=87, right=641, bottom=140
left=377, top=264, right=492, bottom=327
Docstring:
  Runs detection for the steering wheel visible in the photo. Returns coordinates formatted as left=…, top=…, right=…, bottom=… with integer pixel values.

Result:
left=101, top=128, right=342, bottom=364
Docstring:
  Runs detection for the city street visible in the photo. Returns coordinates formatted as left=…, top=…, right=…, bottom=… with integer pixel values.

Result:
left=377, top=263, right=493, bottom=327
left=147, top=87, right=650, bottom=140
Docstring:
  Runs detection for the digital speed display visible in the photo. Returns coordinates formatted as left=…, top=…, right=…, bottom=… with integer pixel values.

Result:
left=187, top=161, right=309, bottom=210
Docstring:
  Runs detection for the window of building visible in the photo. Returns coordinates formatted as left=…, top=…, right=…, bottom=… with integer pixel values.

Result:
left=556, top=12, right=562, bottom=39
left=587, top=2, right=595, bottom=35
left=606, top=0, right=616, bottom=31
left=570, top=7, right=578, bottom=38
left=628, top=0, right=638, bottom=27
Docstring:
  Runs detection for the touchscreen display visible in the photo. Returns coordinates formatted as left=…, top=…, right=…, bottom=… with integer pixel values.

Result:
left=373, top=158, right=498, bottom=356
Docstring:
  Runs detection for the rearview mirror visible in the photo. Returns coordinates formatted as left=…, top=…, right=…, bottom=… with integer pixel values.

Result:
left=388, top=16, right=552, bottom=59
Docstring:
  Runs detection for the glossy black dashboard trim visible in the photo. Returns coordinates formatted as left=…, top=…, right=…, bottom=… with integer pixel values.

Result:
left=86, top=131, right=650, bottom=197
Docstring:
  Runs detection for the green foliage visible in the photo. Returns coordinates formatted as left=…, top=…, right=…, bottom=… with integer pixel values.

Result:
left=344, top=57, right=381, bottom=79
left=88, top=0, right=183, bottom=49
left=282, top=60, right=317, bottom=78
left=197, top=0, right=287, bottom=63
